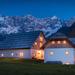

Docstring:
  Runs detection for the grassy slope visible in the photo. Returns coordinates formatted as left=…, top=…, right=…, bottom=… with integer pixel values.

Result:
left=0, top=58, right=75, bottom=75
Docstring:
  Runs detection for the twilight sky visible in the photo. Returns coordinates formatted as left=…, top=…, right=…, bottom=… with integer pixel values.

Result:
left=0, top=0, right=75, bottom=19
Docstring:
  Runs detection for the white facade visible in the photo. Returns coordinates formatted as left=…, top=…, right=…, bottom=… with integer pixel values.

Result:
left=44, top=48, right=75, bottom=64
left=0, top=49, right=31, bottom=59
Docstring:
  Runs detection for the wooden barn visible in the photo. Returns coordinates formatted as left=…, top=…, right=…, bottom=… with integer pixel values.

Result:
left=0, top=31, right=46, bottom=60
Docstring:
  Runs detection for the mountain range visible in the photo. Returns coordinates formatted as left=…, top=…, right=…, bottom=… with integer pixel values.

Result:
left=0, top=15, right=75, bottom=38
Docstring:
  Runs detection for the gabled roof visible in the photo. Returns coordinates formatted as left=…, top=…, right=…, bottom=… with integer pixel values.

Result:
left=53, top=24, right=75, bottom=45
left=49, top=32, right=67, bottom=39
left=43, top=38, right=74, bottom=48
left=0, top=31, right=42, bottom=50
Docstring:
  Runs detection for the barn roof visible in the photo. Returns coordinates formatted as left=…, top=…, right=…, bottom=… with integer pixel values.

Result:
left=43, top=38, right=74, bottom=48
left=50, top=32, right=67, bottom=39
left=0, top=31, right=41, bottom=50
left=45, top=31, right=75, bottom=48
left=50, top=30, right=75, bottom=46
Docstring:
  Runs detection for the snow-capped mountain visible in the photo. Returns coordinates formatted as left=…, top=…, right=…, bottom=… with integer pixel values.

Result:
left=0, top=15, right=75, bottom=38
left=0, top=15, right=63, bottom=37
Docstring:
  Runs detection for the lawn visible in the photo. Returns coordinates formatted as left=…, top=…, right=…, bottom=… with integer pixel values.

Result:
left=0, top=58, right=75, bottom=75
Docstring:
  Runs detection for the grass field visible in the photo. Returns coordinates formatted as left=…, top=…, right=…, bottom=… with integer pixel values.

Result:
left=0, top=58, right=75, bottom=75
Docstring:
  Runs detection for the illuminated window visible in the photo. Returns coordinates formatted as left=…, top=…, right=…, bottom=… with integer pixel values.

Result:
left=1, top=53, right=4, bottom=57
left=35, top=42, right=37, bottom=45
left=65, top=62, right=70, bottom=65
left=40, top=43, right=42, bottom=47
left=11, top=53, right=14, bottom=56
left=51, top=41, right=55, bottom=44
left=37, top=51, right=41, bottom=54
left=19, top=52, right=24, bottom=57
left=36, top=50, right=42, bottom=59
left=40, top=36, right=43, bottom=41
left=63, top=40, right=67, bottom=44
left=65, top=50, right=70, bottom=55
left=57, top=41, right=61, bottom=44
left=49, top=51, right=54, bottom=55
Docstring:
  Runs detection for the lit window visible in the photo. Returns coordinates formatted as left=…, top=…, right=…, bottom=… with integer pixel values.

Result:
left=65, top=50, right=70, bottom=55
left=51, top=41, right=55, bottom=44
left=40, top=43, right=42, bottom=47
left=36, top=50, right=42, bottom=59
left=35, top=42, right=37, bottom=45
left=49, top=51, right=54, bottom=55
left=19, top=52, right=24, bottom=57
left=40, top=36, right=43, bottom=41
left=11, top=53, right=14, bottom=56
left=57, top=41, right=61, bottom=44
left=65, top=62, right=70, bottom=65
left=1, top=53, right=4, bottom=57
left=63, top=40, right=67, bottom=44
left=37, top=51, right=41, bottom=54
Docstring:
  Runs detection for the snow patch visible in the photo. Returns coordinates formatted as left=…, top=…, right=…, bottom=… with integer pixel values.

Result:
left=51, top=16, right=58, bottom=20
left=0, top=25, right=20, bottom=34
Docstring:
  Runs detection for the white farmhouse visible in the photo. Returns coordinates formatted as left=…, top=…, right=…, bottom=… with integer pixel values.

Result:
left=44, top=32, right=75, bottom=64
left=0, top=31, right=46, bottom=60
